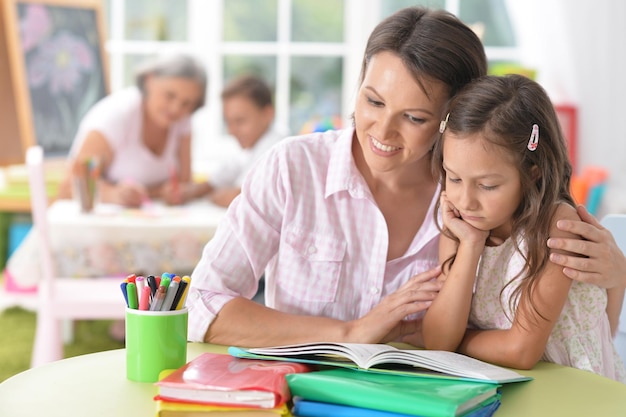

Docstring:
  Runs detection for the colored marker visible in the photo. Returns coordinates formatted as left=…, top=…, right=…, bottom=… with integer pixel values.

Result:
left=176, top=276, right=191, bottom=310
left=161, top=279, right=179, bottom=311
left=126, top=282, right=138, bottom=309
left=135, top=276, right=146, bottom=296
left=120, top=282, right=129, bottom=307
left=150, top=286, right=167, bottom=311
left=160, top=276, right=171, bottom=290
left=171, top=279, right=187, bottom=310
left=146, top=275, right=158, bottom=298
left=138, top=285, right=151, bottom=310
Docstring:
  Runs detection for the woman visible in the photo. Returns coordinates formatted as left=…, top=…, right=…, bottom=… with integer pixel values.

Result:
left=58, top=53, right=207, bottom=207
left=186, top=7, right=626, bottom=348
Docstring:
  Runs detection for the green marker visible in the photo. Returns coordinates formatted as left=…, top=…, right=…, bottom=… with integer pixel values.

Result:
left=126, top=282, right=139, bottom=309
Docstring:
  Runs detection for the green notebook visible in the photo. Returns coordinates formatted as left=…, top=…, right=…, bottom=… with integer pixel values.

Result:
left=286, top=368, right=499, bottom=417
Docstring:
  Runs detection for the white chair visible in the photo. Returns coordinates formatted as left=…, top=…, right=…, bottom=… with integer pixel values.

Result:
left=27, top=146, right=125, bottom=367
left=600, top=214, right=626, bottom=365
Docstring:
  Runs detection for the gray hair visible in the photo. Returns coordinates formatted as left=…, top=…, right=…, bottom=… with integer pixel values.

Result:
left=135, top=54, right=208, bottom=109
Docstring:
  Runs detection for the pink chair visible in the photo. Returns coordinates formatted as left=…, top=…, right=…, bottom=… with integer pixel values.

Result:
left=26, top=146, right=125, bottom=367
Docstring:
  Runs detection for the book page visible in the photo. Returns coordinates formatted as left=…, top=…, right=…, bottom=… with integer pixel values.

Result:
left=248, top=343, right=398, bottom=369
left=235, top=343, right=530, bottom=383
left=382, top=350, right=526, bottom=381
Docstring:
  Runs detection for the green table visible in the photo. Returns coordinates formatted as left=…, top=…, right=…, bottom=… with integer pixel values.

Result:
left=0, top=343, right=624, bottom=417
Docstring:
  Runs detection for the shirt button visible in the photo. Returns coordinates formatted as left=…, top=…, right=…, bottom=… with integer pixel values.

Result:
left=370, top=287, right=379, bottom=294
left=308, top=246, right=317, bottom=255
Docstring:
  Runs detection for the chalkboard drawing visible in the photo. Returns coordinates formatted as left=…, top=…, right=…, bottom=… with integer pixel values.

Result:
left=17, top=2, right=106, bottom=156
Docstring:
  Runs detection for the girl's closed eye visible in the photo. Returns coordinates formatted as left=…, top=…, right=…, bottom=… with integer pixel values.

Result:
left=480, top=184, right=499, bottom=191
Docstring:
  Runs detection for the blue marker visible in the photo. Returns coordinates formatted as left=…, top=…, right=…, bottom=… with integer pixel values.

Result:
left=120, top=282, right=129, bottom=307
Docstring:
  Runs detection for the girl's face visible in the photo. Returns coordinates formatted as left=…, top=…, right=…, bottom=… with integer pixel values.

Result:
left=354, top=51, right=449, bottom=177
left=143, top=75, right=203, bottom=129
left=442, top=132, right=523, bottom=240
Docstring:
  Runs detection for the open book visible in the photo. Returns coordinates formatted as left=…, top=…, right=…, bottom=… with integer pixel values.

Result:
left=228, top=342, right=532, bottom=384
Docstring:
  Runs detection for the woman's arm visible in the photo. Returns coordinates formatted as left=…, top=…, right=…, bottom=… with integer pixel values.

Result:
left=177, top=133, right=192, bottom=182
left=59, top=131, right=117, bottom=201
left=548, top=204, right=626, bottom=289
left=458, top=205, right=578, bottom=369
left=548, top=205, right=624, bottom=335
left=206, top=267, right=443, bottom=347
left=149, top=133, right=189, bottom=202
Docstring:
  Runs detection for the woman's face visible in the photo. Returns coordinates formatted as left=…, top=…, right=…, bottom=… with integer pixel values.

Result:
left=353, top=51, right=449, bottom=177
left=143, top=75, right=203, bottom=129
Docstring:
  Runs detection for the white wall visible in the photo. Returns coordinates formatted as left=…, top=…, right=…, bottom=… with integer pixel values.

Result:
left=508, top=0, right=626, bottom=216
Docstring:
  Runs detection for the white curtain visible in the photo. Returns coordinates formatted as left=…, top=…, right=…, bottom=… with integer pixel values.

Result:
left=507, top=0, right=626, bottom=215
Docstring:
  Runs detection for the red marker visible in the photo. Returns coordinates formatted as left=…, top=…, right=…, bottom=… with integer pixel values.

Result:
left=138, top=286, right=151, bottom=311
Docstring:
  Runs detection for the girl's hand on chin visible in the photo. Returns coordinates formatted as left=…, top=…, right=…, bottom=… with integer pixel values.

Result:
left=440, top=192, right=488, bottom=245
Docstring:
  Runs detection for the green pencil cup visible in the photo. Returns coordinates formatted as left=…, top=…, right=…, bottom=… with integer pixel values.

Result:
left=125, top=307, right=188, bottom=382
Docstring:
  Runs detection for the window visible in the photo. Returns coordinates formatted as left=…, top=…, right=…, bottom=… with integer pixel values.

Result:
left=103, top=0, right=519, bottom=168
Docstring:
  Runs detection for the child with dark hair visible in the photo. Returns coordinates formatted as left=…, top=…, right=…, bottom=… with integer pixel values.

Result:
left=197, top=74, right=286, bottom=207
left=424, top=74, right=625, bottom=382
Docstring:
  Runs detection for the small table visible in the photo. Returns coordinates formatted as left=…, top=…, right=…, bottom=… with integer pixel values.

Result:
left=5, top=199, right=227, bottom=289
left=0, top=343, right=625, bottom=417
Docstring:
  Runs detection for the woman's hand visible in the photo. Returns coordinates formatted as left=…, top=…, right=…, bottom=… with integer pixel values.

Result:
left=159, top=182, right=202, bottom=205
left=346, top=266, right=443, bottom=345
left=98, top=180, right=147, bottom=207
left=440, top=192, right=489, bottom=245
left=547, top=204, right=626, bottom=288
left=209, top=187, right=241, bottom=208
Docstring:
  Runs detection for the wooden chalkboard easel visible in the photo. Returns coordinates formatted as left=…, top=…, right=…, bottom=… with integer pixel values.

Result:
left=0, top=0, right=108, bottom=165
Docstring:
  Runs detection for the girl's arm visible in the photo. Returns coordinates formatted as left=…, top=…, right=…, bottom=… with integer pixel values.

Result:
left=606, top=287, right=625, bottom=337
left=423, top=193, right=488, bottom=351
left=458, top=204, right=579, bottom=369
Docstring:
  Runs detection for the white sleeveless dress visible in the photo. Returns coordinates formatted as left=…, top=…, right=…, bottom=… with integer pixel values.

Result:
left=469, top=237, right=626, bottom=383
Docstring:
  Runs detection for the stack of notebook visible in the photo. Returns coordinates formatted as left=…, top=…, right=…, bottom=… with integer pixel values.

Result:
left=229, top=342, right=534, bottom=417
left=287, top=369, right=502, bottom=417
left=154, top=353, right=311, bottom=417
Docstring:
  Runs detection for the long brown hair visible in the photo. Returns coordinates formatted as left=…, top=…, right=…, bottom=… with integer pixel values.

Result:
left=358, top=7, right=487, bottom=100
left=432, top=74, right=574, bottom=322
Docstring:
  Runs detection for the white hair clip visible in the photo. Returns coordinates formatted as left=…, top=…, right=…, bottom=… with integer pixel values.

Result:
left=527, top=124, right=539, bottom=151
left=439, top=113, right=450, bottom=134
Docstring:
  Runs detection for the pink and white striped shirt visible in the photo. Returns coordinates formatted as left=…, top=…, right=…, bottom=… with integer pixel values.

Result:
left=187, top=128, right=441, bottom=342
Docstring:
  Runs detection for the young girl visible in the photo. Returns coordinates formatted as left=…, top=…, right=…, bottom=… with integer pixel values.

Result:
left=422, top=74, right=626, bottom=382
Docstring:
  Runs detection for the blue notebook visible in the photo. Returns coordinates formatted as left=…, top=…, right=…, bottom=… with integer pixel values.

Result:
left=292, top=397, right=501, bottom=417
